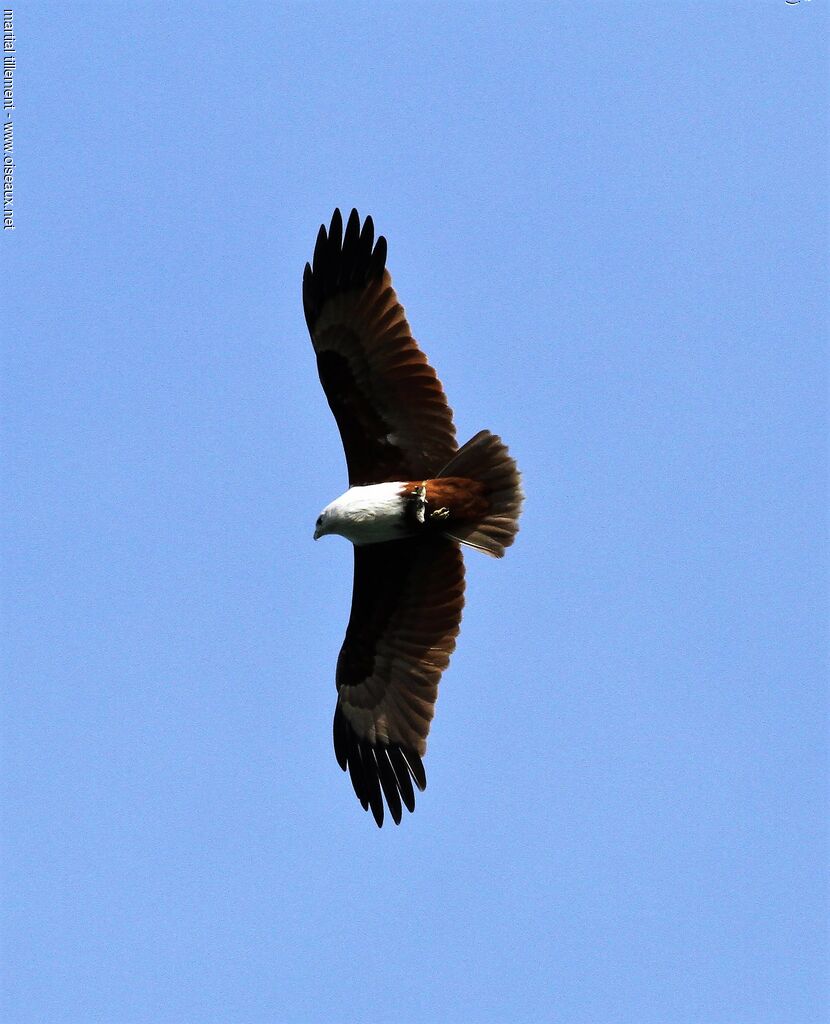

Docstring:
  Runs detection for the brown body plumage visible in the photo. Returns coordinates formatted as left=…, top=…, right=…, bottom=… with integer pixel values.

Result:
left=412, top=478, right=489, bottom=523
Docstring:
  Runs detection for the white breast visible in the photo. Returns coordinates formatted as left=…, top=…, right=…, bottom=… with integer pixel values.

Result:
left=323, top=482, right=410, bottom=545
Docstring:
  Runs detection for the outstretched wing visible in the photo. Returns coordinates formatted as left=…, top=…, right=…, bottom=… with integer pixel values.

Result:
left=332, top=537, right=465, bottom=826
left=303, top=208, right=458, bottom=485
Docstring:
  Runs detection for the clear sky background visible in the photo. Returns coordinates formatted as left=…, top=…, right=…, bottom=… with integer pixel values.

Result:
left=2, top=3, right=827, bottom=1023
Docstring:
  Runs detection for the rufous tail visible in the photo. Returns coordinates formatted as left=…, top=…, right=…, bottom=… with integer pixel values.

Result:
left=436, top=430, right=524, bottom=558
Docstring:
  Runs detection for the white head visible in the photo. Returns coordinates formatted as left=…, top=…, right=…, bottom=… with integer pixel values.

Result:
left=313, top=483, right=408, bottom=545
left=313, top=502, right=337, bottom=540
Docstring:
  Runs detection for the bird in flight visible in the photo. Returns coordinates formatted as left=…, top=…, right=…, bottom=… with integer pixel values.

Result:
left=304, top=209, right=523, bottom=826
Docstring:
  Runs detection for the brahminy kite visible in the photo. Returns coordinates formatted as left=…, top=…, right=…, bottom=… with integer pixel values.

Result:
left=304, top=209, right=523, bottom=826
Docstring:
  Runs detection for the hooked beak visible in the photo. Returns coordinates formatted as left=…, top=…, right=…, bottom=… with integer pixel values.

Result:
left=313, top=528, right=320, bottom=541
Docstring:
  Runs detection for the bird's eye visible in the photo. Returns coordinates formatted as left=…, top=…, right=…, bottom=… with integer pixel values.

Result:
left=316, top=516, right=322, bottom=527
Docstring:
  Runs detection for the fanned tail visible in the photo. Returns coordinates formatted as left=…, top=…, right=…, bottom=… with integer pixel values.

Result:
left=436, top=431, right=523, bottom=558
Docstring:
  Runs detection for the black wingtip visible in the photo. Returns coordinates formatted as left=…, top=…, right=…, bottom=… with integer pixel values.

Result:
left=376, top=749, right=404, bottom=825
left=303, top=209, right=388, bottom=332
left=389, top=747, right=416, bottom=812
left=361, top=214, right=374, bottom=242
left=403, top=749, right=427, bottom=792
left=329, top=208, right=343, bottom=250
left=313, top=223, right=327, bottom=267
left=332, top=705, right=426, bottom=826
left=370, top=235, right=387, bottom=276
left=360, top=744, right=385, bottom=827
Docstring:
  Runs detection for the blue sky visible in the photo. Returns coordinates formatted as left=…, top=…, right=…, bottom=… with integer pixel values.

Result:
left=2, top=3, right=826, bottom=1022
